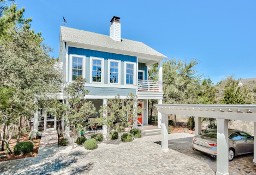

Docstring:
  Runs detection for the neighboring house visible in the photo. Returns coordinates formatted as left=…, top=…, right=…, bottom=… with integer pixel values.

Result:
left=34, top=16, right=166, bottom=131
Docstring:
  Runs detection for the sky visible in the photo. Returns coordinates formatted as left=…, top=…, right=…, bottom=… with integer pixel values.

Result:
left=13, top=0, right=256, bottom=83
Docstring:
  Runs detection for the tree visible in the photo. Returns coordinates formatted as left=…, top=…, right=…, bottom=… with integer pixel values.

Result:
left=218, top=77, right=253, bottom=104
left=65, top=77, right=96, bottom=139
left=0, top=1, right=62, bottom=149
left=197, top=79, right=216, bottom=104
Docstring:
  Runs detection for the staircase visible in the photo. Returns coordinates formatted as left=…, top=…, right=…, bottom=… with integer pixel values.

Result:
left=141, top=125, right=161, bottom=137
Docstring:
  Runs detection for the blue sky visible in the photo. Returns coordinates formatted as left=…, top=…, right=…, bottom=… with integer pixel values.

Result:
left=14, top=0, right=256, bottom=83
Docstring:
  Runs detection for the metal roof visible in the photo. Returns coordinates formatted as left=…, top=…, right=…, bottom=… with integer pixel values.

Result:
left=60, top=26, right=166, bottom=59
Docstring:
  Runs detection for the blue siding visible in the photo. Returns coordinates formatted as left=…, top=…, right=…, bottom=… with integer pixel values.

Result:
left=138, top=63, right=148, bottom=80
left=86, top=86, right=136, bottom=96
left=68, top=47, right=137, bottom=85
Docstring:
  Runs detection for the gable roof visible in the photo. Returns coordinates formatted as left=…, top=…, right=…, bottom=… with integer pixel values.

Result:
left=60, top=26, right=166, bottom=59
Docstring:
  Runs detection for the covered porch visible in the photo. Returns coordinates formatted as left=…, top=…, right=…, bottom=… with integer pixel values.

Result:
left=156, top=104, right=256, bottom=175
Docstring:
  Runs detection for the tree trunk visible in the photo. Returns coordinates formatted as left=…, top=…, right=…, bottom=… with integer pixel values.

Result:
left=17, top=116, right=22, bottom=142
left=1, top=124, right=6, bottom=151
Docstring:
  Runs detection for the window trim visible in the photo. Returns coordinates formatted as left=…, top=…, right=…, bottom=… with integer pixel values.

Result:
left=124, top=62, right=136, bottom=85
left=108, top=59, right=121, bottom=84
left=90, top=57, right=104, bottom=84
left=69, top=54, right=86, bottom=82
left=138, top=70, right=145, bottom=81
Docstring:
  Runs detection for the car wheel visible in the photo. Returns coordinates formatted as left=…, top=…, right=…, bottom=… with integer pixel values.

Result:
left=210, top=155, right=216, bottom=159
left=229, top=148, right=235, bottom=161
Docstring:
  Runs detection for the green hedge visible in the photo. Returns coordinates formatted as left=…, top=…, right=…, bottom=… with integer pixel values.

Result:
left=110, top=131, right=118, bottom=140
left=121, top=133, right=133, bottom=142
left=84, top=139, right=98, bottom=150
left=130, top=128, right=142, bottom=138
left=76, top=136, right=87, bottom=145
left=91, top=133, right=103, bottom=142
left=14, top=141, right=34, bottom=155
left=59, top=138, right=69, bottom=146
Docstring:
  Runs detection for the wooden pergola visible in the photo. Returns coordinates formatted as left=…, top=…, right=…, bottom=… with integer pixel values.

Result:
left=156, top=104, right=256, bottom=175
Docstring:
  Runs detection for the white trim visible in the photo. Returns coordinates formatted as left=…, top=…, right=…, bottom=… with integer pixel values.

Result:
left=138, top=70, right=145, bottom=80
left=90, top=56, right=104, bottom=84
left=65, top=45, right=69, bottom=83
left=108, top=59, right=121, bottom=84
left=124, top=61, right=136, bottom=86
left=84, top=83, right=137, bottom=89
left=69, top=54, right=86, bottom=82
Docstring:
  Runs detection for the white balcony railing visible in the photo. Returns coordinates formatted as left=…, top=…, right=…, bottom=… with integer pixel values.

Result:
left=138, top=80, right=161, bottom=92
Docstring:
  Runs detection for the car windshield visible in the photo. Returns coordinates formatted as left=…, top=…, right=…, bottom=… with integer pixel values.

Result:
left=202, top=129, right=217, bottom=138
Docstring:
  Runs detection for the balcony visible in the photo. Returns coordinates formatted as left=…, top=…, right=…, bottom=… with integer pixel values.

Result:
left=137, top=80, right=163, bottom=99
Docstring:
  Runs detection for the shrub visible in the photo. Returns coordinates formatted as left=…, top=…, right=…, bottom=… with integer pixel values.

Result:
left=84, top=139, right=98, bottom=150
left=121, top=133, right=133, bottom=142
left=187, top=117, right=195, bottom=130
left=110, top=131, right=118, bottom=140
left=76, top=136, right=87, bottom=145
left=59, top=138, right=69, bottom=146
left=130, top=128, right=142, bottom=138
left=91, top=133, right=103, bottom=142
left=14, top=141, right=34, bottom=155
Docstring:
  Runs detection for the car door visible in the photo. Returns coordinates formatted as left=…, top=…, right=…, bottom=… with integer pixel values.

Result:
left=238, top=131, right=254, bottom=153
left=230, top=132, right=248, bottom=155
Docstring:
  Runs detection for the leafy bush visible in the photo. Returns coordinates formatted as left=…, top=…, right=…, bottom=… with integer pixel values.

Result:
left=110, top=131, right=118, bottom=140
left=59, top=138, right=69, bottom=146
left=14, top=141, right=34, bottom=155
left=187, top=117, right=195, bottom=130
left=130, top=128, right=142, bottom=138
left=121, top=133, right=133, bottom=142
left=76, top=136, right=87, bottom=145
left=168, top=120, right=174, bottom=126
left=84, top=139, right=98, bottom=150
left=91, top=133, right=103, bottom=142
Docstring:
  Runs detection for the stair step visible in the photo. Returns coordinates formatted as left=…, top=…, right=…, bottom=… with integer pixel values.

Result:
left=142, top=128, right=161, bottom=136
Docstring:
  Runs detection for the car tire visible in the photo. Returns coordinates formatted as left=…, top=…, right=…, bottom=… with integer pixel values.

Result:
left=229, top=148, right=235, bottom=161
left=210, top=155, right=216, bottom=159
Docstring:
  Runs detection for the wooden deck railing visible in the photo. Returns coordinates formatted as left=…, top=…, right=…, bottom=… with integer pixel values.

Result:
left=138, top=80, right=161, bottom=92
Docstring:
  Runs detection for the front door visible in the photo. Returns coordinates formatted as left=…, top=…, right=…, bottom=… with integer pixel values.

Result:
left=138, top=71, right=144, bottom=81
left=137, top=101, right=143, bottom=125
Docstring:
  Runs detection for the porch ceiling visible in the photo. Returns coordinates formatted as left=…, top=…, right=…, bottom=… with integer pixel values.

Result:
left=156, top=104, right=256, bottom=122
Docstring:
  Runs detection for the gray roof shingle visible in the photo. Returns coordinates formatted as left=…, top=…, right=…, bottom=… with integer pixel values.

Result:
left=60, top=26, right=166, bottom=59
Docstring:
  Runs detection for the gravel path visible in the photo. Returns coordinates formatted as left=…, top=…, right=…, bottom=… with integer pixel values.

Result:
left=0, top=133, right=214, bottom=175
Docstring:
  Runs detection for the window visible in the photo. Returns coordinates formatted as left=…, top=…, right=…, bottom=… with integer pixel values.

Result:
left=125, top=63, right=135, bottom=85
left=91, top=58, right=103, bottom=83
left=72, top=56, right=83, bottom=80
left=138, top=71, right=144, bottom=80
left=109, top=61, right=119, bottom=84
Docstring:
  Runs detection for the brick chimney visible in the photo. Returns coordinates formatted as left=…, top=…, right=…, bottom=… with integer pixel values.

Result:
left=110, top=16, right=121, bottom=41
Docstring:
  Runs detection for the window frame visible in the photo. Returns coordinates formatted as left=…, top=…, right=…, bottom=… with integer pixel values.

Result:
left=124, top=62, right=136, bottom=85
left=108, top=59, right=121, bottom=84
left=69, top=54, right=86, bottom=82
left=90, top=57, right=104, bottom=84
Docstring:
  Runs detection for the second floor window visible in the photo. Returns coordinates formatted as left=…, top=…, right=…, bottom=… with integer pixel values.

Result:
left=72, top=56, right=83, bottom=80
left=92, top=59, right=103, bottom=82
left=109, top=61, right=119, bottom=84
left=126, top=63, right=135, bottom=85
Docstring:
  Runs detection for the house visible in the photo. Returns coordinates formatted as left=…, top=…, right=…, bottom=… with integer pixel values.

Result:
left=34, top=16, right=166, bottom=132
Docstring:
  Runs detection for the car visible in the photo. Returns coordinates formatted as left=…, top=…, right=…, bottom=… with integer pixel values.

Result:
left=192, top=129, right=254, bottom=161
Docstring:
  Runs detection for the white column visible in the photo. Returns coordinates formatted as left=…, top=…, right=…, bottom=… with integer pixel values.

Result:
left=103, top=99, right=108, bottom=140
left=33, top=110, right=39, bottom=131
left=253, top=122, right=256, bottom=163
left=158, top=99, right=162, bottom=128
left=161, top=114, right=169, bottom=152
left=158, top=61, right=163, bottom=92
left=194, top=117, right=202, bottom=135
left=144, top=99, right=148, bottom=125
left=216, top=118, right=229, bottom=175
left=43, top=109, right=47, bottom=131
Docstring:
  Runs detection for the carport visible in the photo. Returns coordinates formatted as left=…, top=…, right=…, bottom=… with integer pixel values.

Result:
left=156, top=104, right=256, bottom=175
